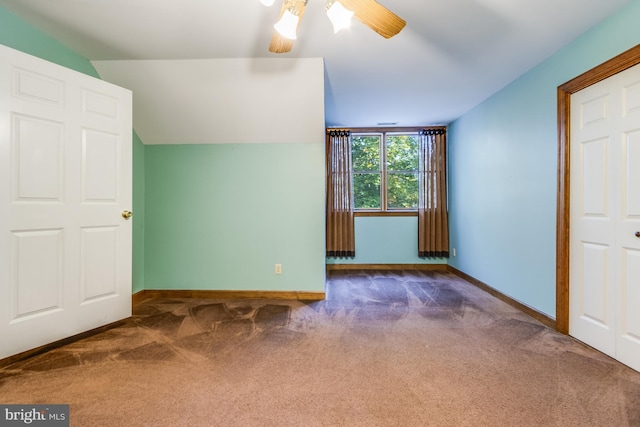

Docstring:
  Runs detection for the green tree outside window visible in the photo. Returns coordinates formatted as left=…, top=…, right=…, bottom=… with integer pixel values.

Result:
left=352, top=133, right=418, bottom=211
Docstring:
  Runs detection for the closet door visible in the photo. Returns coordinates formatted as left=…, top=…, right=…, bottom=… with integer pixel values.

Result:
left=0, top=44, right=132, bottom=359
left=570, top=63, right=640, bottom=372
left=615, top=66, right=640, bottom=371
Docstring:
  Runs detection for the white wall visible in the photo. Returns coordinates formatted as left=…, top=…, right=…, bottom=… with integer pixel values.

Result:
left=92, top=57, right=325, bottom=145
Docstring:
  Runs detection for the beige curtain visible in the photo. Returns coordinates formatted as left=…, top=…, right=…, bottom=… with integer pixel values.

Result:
left=418, top=129, right=449, bottom=257
left=326, top=130, right=355, bottom=257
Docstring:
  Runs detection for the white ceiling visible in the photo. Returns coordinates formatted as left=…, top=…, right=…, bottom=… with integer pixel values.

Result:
left=0, top=0, right=631, bottom=130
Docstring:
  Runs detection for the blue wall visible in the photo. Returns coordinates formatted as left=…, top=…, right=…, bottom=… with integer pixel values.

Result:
left=448, top=1, right=640, bottom=317
left=326, top=216, right=446, bottom=265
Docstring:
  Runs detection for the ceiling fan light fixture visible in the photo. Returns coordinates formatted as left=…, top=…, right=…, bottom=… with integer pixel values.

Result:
left=326, top=1, right=353, bottom=33
left=274, top=9, right=300, bottom=40
left=269, top=0, right=403, bottom=54
left=260, top=0, right=276, bottom=6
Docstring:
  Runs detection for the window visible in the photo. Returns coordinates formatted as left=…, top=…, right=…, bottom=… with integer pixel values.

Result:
left=326, top=126, right=449, bottom=257
left=352, top=131, right=419, bottom=211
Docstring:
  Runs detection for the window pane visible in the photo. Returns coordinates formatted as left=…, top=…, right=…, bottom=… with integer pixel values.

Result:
left=352, top=135, right=380, bottom=172
left=388, top=173, right=418, bottom=209
left=353, top=173, right=381, bottom=209
left=386, top=135, right=418, bottom=171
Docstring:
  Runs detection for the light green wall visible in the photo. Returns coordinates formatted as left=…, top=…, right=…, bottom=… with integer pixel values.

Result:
left=144, top=143, right=325, bottom=292
left=448, top=1, right=640, bottom=317
left=0, top=7, right=99, bottom=78
left=326, top=217, right=446, bottom=265
left=132, top=132, right=145, bottom=293
left=0, top=5, right=146, bottom=293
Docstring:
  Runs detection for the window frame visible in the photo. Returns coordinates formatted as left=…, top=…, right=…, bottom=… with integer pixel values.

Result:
left=351, top=132, right=384, bottom=211
left=352, top=130, right=420, bottom=213
left=384, top=132, right=423, bottom=211
left=326, top=126, right=447, bottom=217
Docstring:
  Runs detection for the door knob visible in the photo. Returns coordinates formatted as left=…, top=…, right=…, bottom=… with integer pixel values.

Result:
left=636, top=231, right=640, bottom=238
left=122, top=210, right=133, bottom=220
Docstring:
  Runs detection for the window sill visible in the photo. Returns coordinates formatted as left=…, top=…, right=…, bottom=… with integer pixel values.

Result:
left=355, top=211, right=417, bottom=217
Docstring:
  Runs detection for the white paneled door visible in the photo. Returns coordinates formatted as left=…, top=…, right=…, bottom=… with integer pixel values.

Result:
left=570, top=63, right=640, bottom=372
left=0, top=45, right=132, bottom=359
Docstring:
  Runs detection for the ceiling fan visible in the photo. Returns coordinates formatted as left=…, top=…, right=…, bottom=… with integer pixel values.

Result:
left=261, top=0, right=407, bottom=53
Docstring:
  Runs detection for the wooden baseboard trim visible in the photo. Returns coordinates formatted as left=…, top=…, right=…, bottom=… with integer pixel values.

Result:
left=446, top=266, right=557, bottom=330
left=132, top=290, right=148, bottom=305
left=327, top=263, right=447, bottom=271
left=132, top=289, right=326, bottom=303
left=0, top=318, right=128, bottom=369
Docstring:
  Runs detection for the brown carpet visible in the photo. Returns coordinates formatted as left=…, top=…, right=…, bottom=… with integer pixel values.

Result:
left=1, top=270, right=639, bottom=426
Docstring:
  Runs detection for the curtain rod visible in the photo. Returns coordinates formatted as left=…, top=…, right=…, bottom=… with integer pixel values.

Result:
left=326, top=126, right=447, bottom=133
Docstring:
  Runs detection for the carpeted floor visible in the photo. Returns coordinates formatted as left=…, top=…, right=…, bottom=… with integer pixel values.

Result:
left=0, top=269, right=639, bottom=426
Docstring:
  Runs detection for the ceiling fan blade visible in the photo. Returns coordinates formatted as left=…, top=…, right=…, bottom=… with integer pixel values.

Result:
left=340, top=0, right=406, bottom=39
left=269, top=0, right=308, bottom=54
left=269, top=32, right=294, bottom=54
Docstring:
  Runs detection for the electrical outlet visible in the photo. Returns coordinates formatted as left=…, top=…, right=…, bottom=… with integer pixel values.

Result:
left=452, top=248, right=456, bottom=257
left=275, top=264, right=282, bottom=275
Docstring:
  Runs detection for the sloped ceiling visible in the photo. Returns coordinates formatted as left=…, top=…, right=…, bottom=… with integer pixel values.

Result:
left=93, top=58, right=327, bottom=144
left=0, top=0, right=631, bottom=136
